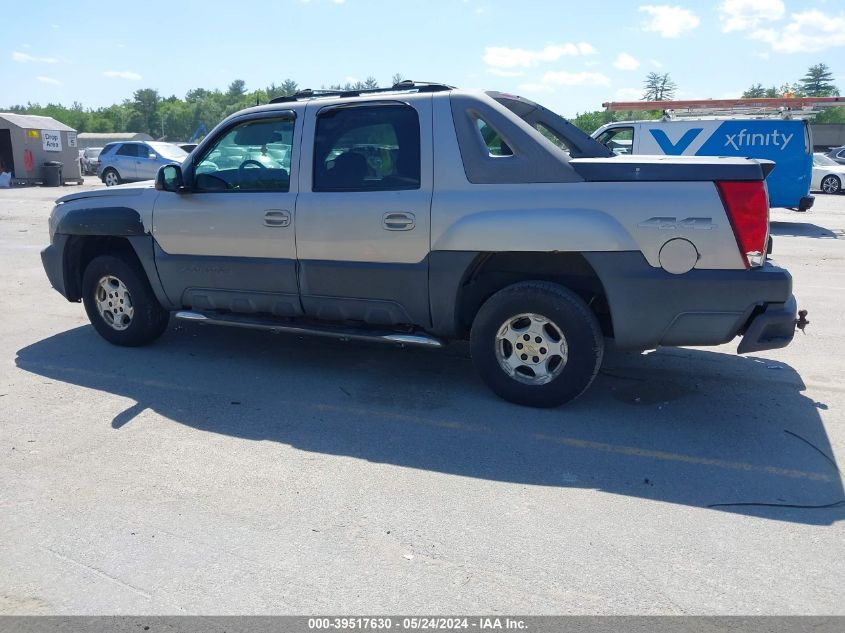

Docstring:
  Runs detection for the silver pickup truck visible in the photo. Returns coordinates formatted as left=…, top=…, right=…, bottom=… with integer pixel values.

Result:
left=41, top=81, right=800, bottom=407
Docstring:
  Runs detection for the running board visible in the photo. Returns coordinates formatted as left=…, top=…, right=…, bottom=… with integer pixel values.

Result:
left=174, top=311, right=444, bottom=349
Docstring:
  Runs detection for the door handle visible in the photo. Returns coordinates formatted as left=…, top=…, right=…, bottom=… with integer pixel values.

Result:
left=383, top=212, right=415, bottom=231
left=264, top=210, right=291, bottom=227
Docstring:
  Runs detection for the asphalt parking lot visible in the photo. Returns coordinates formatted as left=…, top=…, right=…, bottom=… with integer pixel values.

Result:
left=1, top=180, right=843, bottom=614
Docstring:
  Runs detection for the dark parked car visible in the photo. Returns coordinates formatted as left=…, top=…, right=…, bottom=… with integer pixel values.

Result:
left=81, top=147, right=103, bottom=175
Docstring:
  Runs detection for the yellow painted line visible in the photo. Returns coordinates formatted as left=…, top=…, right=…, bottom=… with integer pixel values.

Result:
left=533, top=433, right=833, bottom=482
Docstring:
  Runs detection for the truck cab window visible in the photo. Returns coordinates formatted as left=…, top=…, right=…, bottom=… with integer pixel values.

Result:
left=313, top=105, right=420, bottom=192
left=194, top=118, right=293, bottom=192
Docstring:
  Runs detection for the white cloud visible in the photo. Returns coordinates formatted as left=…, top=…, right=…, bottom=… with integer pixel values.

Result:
left=37, top=76, right=62, bottom=85
left=12, top=51, right=59, bottom=63
left=483, top=42, right=596, bottom=69
left=614, top=87, right=643, bottom=100
left=518, top=83, right=555, bottom=94
left=103, top=70, right=142, bottom=80
left=541, top=71, right=610, bottom=87
left=613, top=52, right=640, bottom=71
left=639, top=5, right=700, bottom=38
left=750, top=9, right=845, bottom=53
left=486, top=68, right=524, bottom=77
left=650, top=58, right=664, bottom=68
left=718, top=0, right=784, bottom=32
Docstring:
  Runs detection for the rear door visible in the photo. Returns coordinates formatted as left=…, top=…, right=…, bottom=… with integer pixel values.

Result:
left=113, top=143, right=139, bottom=180
left=294, top=98, right=433, bottom=327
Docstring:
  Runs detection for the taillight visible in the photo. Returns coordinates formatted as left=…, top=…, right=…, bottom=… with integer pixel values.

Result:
left=716, top=181, right=769, bottom=269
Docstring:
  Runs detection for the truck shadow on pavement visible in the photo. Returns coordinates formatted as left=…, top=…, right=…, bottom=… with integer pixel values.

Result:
left=16, top=322, right=844, bottom=526
left=770, top=221, right=844, bottom=240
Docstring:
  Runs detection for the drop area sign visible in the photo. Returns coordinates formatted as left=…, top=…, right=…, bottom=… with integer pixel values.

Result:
left=42, top=130, right=62, bottom=152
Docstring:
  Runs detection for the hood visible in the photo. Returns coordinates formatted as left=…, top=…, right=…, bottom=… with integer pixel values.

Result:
left=55, top=180, right=155, bottom=205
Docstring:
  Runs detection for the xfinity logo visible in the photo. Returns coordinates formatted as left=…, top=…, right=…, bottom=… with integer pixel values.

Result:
left=724, top=129, right=794, bottom=151
left=648, top=126, right=796, bottom=154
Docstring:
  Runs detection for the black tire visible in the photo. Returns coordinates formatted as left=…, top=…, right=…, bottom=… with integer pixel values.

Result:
left=470, top=281, right=604, bottom=408
left=821, top=175, right=841, bottom=195
left=81, top=254, right=169, bottom=346
left=102, top=168, right=121, bottom=187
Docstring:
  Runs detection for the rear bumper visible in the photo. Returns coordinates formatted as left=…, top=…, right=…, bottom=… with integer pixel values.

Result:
left=584, top=252, right=797, bottom=353
left=737, top=295, right=797, bottom=354
left=798, top=195, right=815, bottom=211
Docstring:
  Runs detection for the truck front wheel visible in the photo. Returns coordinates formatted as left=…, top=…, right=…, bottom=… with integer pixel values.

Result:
left=470, top=281, right=604, bottom=407
left=81, top=255, right=169, bottom=346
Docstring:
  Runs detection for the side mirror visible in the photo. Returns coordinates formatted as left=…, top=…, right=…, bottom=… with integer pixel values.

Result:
left=148, top=153, right=158, bottom=159
left=156, top=164, right=185, bottom=192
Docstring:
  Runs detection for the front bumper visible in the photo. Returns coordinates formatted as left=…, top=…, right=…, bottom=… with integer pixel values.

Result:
left=41, top=236, right=68, bottom=298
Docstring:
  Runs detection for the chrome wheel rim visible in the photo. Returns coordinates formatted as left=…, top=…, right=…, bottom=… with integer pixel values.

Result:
left=822, top=176, right=839, bottom=194
left=104, top=171, right=118, bottom=186
left=495, top=312, right=568, bottom=385
left=95, top=275, right=134, bottom=331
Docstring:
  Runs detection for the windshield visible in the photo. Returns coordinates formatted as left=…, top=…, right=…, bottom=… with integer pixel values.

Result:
left=85, top=147, right=102, bottom=158
left=814, top=154, right=838, bottom=166
left=149, top=142, right=188, bottom=161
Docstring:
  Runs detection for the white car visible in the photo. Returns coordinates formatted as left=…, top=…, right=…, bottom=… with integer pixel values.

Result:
left=812, top=153, right=845, bottom=194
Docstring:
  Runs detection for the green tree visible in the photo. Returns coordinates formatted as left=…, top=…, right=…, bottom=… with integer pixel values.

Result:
left=131, top=88, right=161, bottom=135
left=800, top=63, right=839, bottom=97
left=571, top=109, right=661, bottom=135
left=226, top=79, right=247, bottom=99
left=642, top=72, right=677, bottom=101
left=742, top=83, right=767, bottom=98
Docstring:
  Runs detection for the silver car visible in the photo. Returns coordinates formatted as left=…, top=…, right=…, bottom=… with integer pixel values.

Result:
left=812, top=152, right=845, bottom=194
left=97, top=141, right=188, bottom=186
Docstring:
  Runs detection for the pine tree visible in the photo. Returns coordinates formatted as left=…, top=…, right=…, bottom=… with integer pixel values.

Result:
left=799, top=64, right=839, bottom=97
left=642, top=72, right=677, bottom=101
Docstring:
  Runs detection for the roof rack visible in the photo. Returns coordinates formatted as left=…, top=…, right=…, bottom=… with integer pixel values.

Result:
left=269, top=80, right=454, bottom=104
left=602, top=96, right=845, bottom=120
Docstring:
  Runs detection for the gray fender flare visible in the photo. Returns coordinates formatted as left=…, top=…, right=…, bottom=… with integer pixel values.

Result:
left=55, top=207, right=173, bottom=308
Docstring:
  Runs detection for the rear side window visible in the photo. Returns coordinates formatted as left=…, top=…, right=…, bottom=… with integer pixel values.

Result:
left=475, top=116, right=513, bottom=156
left=116, top=144, right=139, bottom=157
left=313, top=104, right=420, bottom=192
left=100, top=144, right=117, bottom=156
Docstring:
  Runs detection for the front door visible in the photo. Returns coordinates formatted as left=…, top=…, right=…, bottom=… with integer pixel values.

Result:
left=135, top=143, right=162, bottom=180
left=152, top=112, right=302, bottom=316
left=294, top=98, right=433, bottom=327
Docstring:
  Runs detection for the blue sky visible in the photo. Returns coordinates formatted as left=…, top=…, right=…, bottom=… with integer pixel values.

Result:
left=3, top=0, right=844, bottom=117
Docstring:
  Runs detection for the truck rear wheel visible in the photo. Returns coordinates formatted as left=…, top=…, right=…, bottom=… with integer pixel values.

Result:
left=470, top=281, right=604, bottom=407
left=81, top=255, right=169, bottom=346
